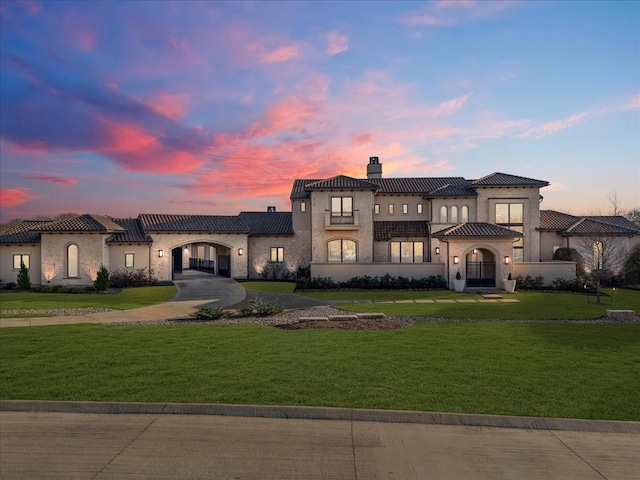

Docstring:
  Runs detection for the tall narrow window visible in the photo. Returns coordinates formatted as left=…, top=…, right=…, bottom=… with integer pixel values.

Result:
left=374, top=204, right=380, bottom=215
left=67, top=244, right=78, bottom=278
left=461, top=205, right=469, bottom=222
left=125, top=253, right=135, bottom=268
left=417, top=204, right=423, bottom=214
left=270, top=247, right=284, bottom=262
left=440, top=206, right=448, bottom=223
left=300, top=201, right=306, bottom=212
left=13, top=254, right=30, bottom=269
left=495, top=203, right=524, bottom=262
left=450, top=206, right=459, bottom=223
left=331, top=196, right=353, bottom=217
left=327, top=239, right=356, bottom=263
left=388, top=204, right=394, bottom=215
left=402, top=204, right=409, bottom=214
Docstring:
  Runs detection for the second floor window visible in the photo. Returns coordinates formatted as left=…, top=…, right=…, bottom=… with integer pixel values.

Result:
left=461, top=205, right=469, bottom=222
left=300, top=201, right=306, bottom=212
left=388, top=204, right=394, bottom=215
left=374, top=204, right=380, bottom=215
left=440, top=206, right=448, bottom=223
left=270, top=247, right=284, bottom=263
left=402, top=204, right=409, bottom=214
left=331, top=196, right=353, bottom=217
left=417, top=204, right=423, bottom=214
left=496, top=203, right=524, bottom=262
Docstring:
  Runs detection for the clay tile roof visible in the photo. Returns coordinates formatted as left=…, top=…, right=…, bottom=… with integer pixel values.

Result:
left=584, top=215, right=640, bottom=232
left=472, top=172, right=549, bottom=187
left=38, top=214, right=124, bottom=233
left=106, top=218, right=153, bottom=244
left=0, top=220, right=52, bottom=244
left=139, top=214, right=248, bottom=233
left=239, top=212, right=293, bottom=235
left=564, top=218, right=638, bottom=236
left=539, top=210, right=579, bottom=231
left=424, top=183, right=477, bottom=197
left=304, top=175, right=380, bottom=191
left=432, top=223, right=524, bottom=238
left=374, top=221, right=430, bottom=241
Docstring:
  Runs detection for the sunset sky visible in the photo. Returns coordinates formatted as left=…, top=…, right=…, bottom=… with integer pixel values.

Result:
left=1, top=0, right=638, bottom=221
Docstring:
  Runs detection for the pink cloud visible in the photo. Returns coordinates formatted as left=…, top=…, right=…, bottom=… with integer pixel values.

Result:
left=146, top=91, right=189, bottom=120
left=261, top=45, right=302, bottom=64
left=430, top=94, right=470, bottom=117
left=25, top=174, right=77, bottom=185
left=325, top=31, right=348, bottom=55
left=626, top=94, right=640, bottom=109
left=515, top=112, right=589, bottom=139
left=403, top=0, right=516, bottom=29
left=0, top=189, right=32, bottom=207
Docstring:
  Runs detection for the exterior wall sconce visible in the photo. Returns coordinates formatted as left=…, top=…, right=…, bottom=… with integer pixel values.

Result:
left=453, top=255, right=459, bottom=264
left=238, top=248, right=243, bottom=256
left=473, top=248, right=478, bottom=254
left=435, top=247, right=440, bottom=255
left=504, top=256, right=510, bottom=264
left=158, top=250, right=164, bottom=258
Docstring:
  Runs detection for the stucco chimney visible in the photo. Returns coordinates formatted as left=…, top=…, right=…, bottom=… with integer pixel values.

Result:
left=367, top=156, right=382, bottom=179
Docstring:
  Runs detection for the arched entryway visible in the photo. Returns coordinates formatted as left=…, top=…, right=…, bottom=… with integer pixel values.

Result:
left=170, top=242, right=233, bottom=279
left=465, top=248, right=496, bottom=288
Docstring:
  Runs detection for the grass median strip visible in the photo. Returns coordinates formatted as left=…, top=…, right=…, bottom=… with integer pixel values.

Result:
left=1, top=321, right=638, bottom=421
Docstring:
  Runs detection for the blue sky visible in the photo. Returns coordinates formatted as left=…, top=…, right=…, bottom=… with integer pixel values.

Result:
left=1, top=0, right=638, bottom=221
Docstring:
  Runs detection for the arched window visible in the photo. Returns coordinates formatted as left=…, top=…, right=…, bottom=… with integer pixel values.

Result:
left=461, top=205, right=469, bottom=222
left=67, top=244, right=79, bottom=278
left=450, top=206, right=459, bottom=223
left=440, top=206, right=448, bottom=223
left=328, top=239, right=356, bottom=263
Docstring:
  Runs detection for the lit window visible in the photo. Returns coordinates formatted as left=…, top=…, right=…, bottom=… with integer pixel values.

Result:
left=388, top=204, right=394, bottom=215
left=67, top=244, right=79, bottom=277
left=495, top=203, right=524, bottom=262
left=417, top=204, right=423, bottom=214
left=440, top=206, right=448, bottom=223
left=461, top=205, right=469, bottom=222
left=125, top=253, right=135, bottom=268
left=300, top=201, right=306, bottom=212
left=390, top=242, right=424, bottom=263
left=402, top=204, right=408, bottom=214
left=331, top=196, right=353, bottom=217
left=13, top=254, right=30, bottom=269
left=451, top=206, right=459, bottom=223
left=270, top=247, right=284, bottom=263
left=328, top=239, right=356, bottom=263
left=374, top=204, right=380, bottom=215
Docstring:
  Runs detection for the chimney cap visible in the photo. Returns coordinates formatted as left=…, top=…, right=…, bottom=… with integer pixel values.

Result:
left=267, top=206, right=276, bottom=212
left=369, top=156, right=379, bottom=164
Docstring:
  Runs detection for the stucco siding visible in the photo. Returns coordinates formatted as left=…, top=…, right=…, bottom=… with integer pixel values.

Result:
left=0, top=245, right=42, bottom=285
left=108, top=244, right=151, bottom=272
left=513, top=262, right=576, bottom=286
left=40, top=233, right=110, bottom=286
left=311, top=262, right=445, bottom=283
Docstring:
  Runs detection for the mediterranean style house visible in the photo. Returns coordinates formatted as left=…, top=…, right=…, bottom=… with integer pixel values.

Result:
left=2, top=158, right=638, bottom=290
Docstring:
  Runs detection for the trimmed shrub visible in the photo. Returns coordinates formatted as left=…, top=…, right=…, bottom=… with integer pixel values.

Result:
left=94, top=265, right=110, bottom=291
left=189, top=306, right=229, bottom=321
left=514, top=275, right=545, bottom=290
left=553, top=247, right=586, bottom=277
left=623, top=244, right=640, bottom=284
left=296, top=274, right=446, bottom=290
left=17, top=263, right=31, bottom=291
left=260, top=262, right=294, bottom=281
left=51, top=285, right=71, bottom=293
left=3, top=281, right=17, bottom=290
left=109, top=268, right=157, bottom=288
left=34, top=285, right=53, bottom=293
left=239, top=299, right=283, bottom=317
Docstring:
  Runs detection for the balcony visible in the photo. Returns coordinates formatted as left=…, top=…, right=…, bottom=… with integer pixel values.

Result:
left=324, top=210, right=361, bottom=230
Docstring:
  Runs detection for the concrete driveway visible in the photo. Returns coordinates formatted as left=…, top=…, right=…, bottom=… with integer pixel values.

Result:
left=171, top=270, right=247, bottom=306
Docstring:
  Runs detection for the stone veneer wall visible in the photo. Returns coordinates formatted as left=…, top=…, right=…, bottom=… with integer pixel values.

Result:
left=246, top=231, right=311, bottom=279
left=40, top=233, right=109, bottom=286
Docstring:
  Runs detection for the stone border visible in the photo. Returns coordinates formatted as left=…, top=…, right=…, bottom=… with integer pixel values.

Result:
left=1, top=400, right=638, bottom=434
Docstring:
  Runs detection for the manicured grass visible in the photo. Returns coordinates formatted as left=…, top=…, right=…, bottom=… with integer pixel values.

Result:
left=0, top=286, right=177, bottom=311
left=242, top=281, right=296, bottom=293
left=1, top=322, right=638, bottom=420
left=307, top=288, right=640, bottom=320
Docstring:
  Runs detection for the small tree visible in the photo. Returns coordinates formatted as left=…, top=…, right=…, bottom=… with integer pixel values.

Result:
left=17, top=262, right=31, bottom=291
left=94, top=265, right=110, bottom=291
left=575, top=235, right=627, bottom=304
left=552, top=247, right=586, bottom=279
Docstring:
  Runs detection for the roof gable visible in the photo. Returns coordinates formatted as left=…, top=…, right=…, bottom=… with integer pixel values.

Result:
left=38, top=214, right=124, bottom=233
left=432, top=223, right=524, bottom=238
left=106, top=218, right=153, bottom=244
left=0, top=220, right=51, bottom=244
left=472, top=172, right=549, bottom=187
left=239, top=211, right=293, bottom=235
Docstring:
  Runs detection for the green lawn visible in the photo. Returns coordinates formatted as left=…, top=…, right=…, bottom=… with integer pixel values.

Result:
left=308, top=288, right=640, bottom=320
left=1, top=322, right=638, bottom=420
left=0, top=286, right=177, bottom=313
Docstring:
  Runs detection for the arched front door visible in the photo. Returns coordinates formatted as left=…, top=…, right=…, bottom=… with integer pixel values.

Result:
left=465, top=248, right=496, bottom=287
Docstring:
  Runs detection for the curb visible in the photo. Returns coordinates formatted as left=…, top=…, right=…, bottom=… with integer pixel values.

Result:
left=1, top=400, right=638, bottom=434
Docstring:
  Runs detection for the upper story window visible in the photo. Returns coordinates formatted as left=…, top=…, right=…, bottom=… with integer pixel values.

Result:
left=440, top=205, right=448, bottom=223
left=450, top=206, right=459, bottom=223
left=67, top=244, right=79, bottom=278
left=417, top=204, right=423, bottom=214
left=300, top=201, right=306, bottom=213
left=495, top=203, right=524, bottom=262
left=402, top=204, right=409, bottom=214
left=327, top=239, right=356, bottom=263
left=125, top=253, right=135, bottom=268
left=388, top=204, right=394, bottom=215
left=331, top=196, right=353, bottom=217
left=13, top=254, right=30, bottom=270
left=270, top=247, right=284, bottom=263
left=374, top=204, right=380, bottom=215
left=461, top=205, right=469, bottom=222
